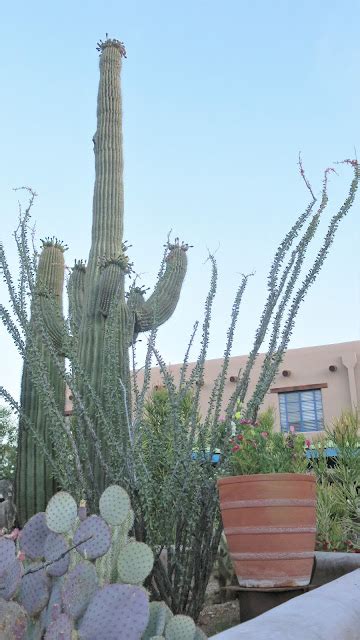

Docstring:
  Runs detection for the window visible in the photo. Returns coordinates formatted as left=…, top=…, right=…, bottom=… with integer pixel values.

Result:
left=279, top=389, right=324, bottom=433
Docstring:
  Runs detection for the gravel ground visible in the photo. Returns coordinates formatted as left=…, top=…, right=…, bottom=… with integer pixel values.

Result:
left=197, top=576, right=240, bottom=637
left=198, top=601, right=239, bottom=637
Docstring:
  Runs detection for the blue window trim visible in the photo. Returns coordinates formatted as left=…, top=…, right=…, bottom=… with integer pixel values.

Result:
left=279, top=388, right=324, bottom=433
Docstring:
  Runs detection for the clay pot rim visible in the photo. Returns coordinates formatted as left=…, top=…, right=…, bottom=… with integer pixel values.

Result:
left=217, top=472, right=315, bottom=486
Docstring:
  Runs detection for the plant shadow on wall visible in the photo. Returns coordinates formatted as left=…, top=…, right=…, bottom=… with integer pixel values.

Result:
left=0, top=38, right=359, bottom=622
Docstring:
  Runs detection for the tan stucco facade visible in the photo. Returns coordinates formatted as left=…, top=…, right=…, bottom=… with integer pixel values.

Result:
left=144, top=341, right=360, bottom=434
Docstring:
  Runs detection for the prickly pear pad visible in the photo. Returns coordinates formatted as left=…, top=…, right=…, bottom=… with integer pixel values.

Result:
left=73, top=515, right=111, bottom=560
left=0, top=558, right=22, bottom=600
left=117, top=541, right=154, bottom=585
left=0, top=598, right=28, bottom=640
left=44, top=612, right=74, bottom=639
left=165, top=615, right=196, bottom=640
left=143, top=601, right=173, bottom=639
left=18, top=566, right=50, bottom=616
left=46, top=492, right=78, bottom=534
left=78, top=583, right=149, bottom=640
left=44, top=532, right=70, bottom=577
left=62, top=561, right=98, bottom=621
left=19, top=512, right=50, bottom=559
left=99, top=485, right=130, bottom=526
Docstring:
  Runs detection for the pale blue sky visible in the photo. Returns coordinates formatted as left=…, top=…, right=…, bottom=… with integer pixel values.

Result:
left=0, top=0, right=359, bottom=400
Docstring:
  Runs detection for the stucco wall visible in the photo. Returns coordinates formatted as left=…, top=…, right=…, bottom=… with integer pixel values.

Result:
left=141, top=341, right=359, bottom=433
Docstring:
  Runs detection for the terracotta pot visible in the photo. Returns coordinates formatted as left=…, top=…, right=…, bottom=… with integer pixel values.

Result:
left=217, top=473, right=316, bottom=588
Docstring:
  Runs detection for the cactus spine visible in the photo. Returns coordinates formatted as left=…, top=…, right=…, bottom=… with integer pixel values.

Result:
left=16, top=241, right=66, bottom=526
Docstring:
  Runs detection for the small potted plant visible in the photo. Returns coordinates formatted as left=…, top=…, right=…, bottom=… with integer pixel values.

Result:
left=217, top=408, right=316, bottom=588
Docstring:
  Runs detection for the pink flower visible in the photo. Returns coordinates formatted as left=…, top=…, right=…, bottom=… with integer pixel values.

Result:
left=232, top=444, right=240, bottom=452
left=4, top=528, right=19, bottom=541
left=237, top=434, right=244, bottom=441
left=261, top=431, right=268, bottom=439
left=305, top=439, right=311, bottom=448
left=17, top=551, right=26, bottom=562
left=289, top=425, right=296, bottom=434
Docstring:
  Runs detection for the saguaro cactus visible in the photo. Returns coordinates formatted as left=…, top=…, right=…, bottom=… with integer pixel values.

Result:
left=15, top=38, right=188, bottom=517
left=69, top=39, right=188, bottom=492
left=16, top=240, right=66, bottom=525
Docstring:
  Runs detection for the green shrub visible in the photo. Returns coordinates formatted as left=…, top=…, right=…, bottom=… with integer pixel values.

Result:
left=0, top=406, right=17, bottom=480
left=311, top=410, right=360, bottom=552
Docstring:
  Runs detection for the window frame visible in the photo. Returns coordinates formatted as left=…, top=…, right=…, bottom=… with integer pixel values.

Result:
left=277, top=387, right=325, bottom=433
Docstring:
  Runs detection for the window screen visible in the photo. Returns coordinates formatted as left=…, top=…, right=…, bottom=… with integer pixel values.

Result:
left=279, top=389, right=324, bottom=432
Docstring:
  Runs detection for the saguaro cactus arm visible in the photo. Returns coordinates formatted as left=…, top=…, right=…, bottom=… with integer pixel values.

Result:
left=16, top=239, right=66, bottom=525
left=68, top=261, right=86, bottom=332
left=127, top=240, right=188, bottom=339
left=97, top=250, right=132, bottom=318
left=36, top=240, right=68, bottom=355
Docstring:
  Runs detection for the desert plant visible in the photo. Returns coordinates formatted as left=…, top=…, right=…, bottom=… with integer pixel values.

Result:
left=16, top=237, right=67, bottom=525
left=310, top=410, right=360, bottom=552
left=0, top=406, right=17, bottom=480
left=1, top=36, right=359, bottom=619
left=0, top=485, right=206, bottom=639
left=226, top=408, right=308, bottom=475
left=69, top=39, right=189, bottom=497
left=2, top=157, right=359, bottom=616
left=1, top=38, right=189, bottom=522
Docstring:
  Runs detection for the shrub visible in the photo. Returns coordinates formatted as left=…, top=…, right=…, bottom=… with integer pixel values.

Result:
left=310, top=410, right=360, bottom=552
left=0, top=406, right=17, bottom=480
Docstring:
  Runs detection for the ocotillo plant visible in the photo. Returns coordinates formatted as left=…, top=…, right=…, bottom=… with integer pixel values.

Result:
left=16, top=239, right=67, bottom=525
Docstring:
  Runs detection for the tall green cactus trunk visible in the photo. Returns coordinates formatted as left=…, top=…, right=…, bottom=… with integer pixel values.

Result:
left=15, top=242, right=66, bottom=526
left=15, top=38, right=188, bottom=511
left=76, top=41, right=129, bottom=491
left=72, top=40, right=188, bottom=494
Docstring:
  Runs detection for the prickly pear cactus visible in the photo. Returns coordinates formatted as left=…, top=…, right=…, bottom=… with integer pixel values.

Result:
left=0, top=486, right=206, bottom=639
left=46, top=492, right=78, bottom=534
left=0, top=598, right=28, bottom=639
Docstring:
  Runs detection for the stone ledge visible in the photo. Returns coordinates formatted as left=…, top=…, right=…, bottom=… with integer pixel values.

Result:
left=210, top=569, right=360, bottom=640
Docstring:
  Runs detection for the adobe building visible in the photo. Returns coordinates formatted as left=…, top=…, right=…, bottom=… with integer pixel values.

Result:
left=64, top=340, right=359, bottom=434
left=143, top=340, right=359, bottom=434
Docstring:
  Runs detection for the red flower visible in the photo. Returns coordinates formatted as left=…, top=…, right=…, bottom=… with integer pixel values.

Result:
left=305, top=439, right=311, bottom=448
left=237, top=434, right=244, bottom=441
left=232, top=444, right=240, bottom=452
